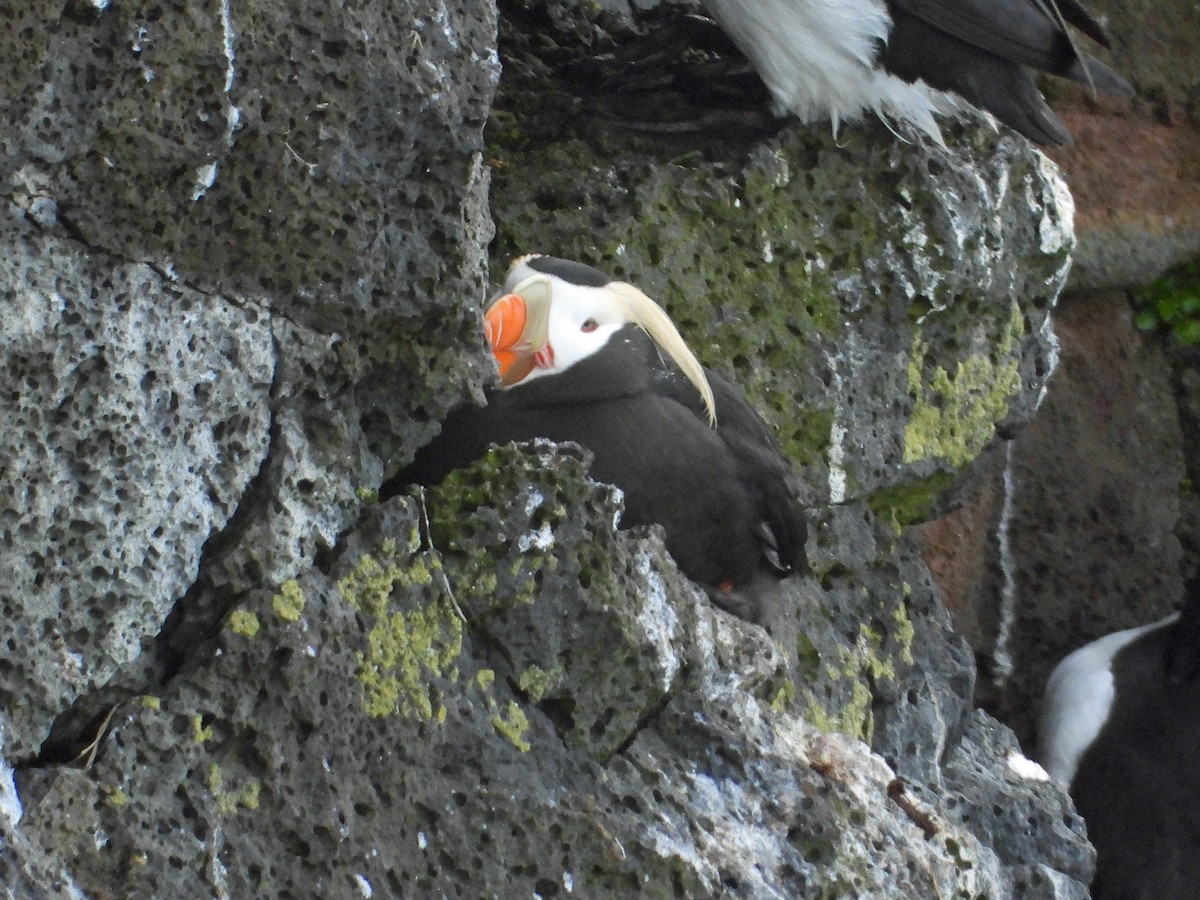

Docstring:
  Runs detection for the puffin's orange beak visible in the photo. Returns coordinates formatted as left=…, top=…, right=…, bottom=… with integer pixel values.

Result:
left=483, top=276, right=553, bottom=386
left=484, top=292, right=533, bottom=385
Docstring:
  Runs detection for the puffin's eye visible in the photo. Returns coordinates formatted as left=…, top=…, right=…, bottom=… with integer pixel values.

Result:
left=581, top=318, right=599, bottom=333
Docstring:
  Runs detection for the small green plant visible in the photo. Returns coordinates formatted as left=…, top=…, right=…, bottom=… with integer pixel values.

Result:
left=1134, top=261, right=1200, bottom=346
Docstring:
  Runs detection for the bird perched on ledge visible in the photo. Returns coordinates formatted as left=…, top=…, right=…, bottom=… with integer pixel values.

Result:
left=698, top=0, right=1133, bottom=145
left=1038, top=575, right=1200, bottom=897
left=383, top=254, right=806, bottom=598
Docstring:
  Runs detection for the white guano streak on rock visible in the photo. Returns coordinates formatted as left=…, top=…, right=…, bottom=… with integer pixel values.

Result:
left=828, top=418, right=847, bottom=504
left=516, top=522, right=554, bottom=553
left=220, top=0, right=241, bottom=145
left=522, top=488, right=545, bottom=517
left=0, top=722, right=23, bottom=826
left=208, top=825, right=231, bottom=900
left=992, top=440, right=1017, bottom=685
left=825, top=354, right=847, bottom=503
left=1035, top=313, right=1061, bottom=410
left=191, top=162, right=218, bottom=202
left=688, top=773, right=789, bottom=899
left=1034, top=153, right=1076, bottom=257
left=1006, top=752, right=1050, bottom=782
left=634, top=548, right=681, bottom=690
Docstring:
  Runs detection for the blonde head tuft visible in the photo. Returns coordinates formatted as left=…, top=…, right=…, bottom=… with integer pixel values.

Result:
left=605, top=281, right=716, bottom=427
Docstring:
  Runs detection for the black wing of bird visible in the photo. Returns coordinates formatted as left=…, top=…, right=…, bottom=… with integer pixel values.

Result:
left=883, top=0, right=1131, bottom=145
left=652, top=363, right=807, bottom=575
left=380, top=398, right=506, bottom=498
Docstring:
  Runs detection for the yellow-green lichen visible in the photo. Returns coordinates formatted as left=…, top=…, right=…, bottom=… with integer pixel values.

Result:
left=356, top=485, right=380, bottom=503
left=272, top=579, right=306, bottom=623
left=803, top=679, right=875, bottom=742
left=102, top=786, right=129, bottom=809
left=904, top=300, right=1024, bottom=467
left=770, top=680, right=796, bottom=711
left=339, top=539, right=463, bottom=720
left=192, top=715, right=214, bottom=744
left=206, top=763, right=262, bottom=815
left=517, top=665, right=556, bottom=702
left=801, top=620, right=908, bottom=741
left=476, top=669, right=532, bottom=752
left=139, top=695, right=161, bottom=711
left=228, top=609, right=260, bottom=638
left=490, top=701, right=532, bottom=752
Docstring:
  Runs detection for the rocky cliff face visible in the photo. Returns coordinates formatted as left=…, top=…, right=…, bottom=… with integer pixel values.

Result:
left=916, top=0, right=1200, bottom=750
left=2, top=1, right=1102, bottom=897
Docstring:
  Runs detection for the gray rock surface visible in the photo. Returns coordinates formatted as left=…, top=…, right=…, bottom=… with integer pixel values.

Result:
left=2, top=0, right=499, bottom=761
left=0, top=211, right=273, bottom=758
left=2, top=0, right=1099, bottom=897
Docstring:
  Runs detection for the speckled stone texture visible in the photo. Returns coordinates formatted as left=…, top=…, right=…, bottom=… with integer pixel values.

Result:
left=3, top=0, right=1098, bottom=897
left=0, top=209, right=274, bottom=758
left=14, top=447, right=1090, bottom=898
left=1, top=0, right=498, bottom=761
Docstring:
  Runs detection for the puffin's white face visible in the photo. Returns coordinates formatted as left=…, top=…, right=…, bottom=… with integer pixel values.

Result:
left=526, top=278, right=628, bottom=383
left=486, top=254, right=718, bottom=425
left=485, top=273, right=625, bottom=386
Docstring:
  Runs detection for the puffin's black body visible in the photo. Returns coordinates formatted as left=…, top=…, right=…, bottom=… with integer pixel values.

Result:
left=1043, top=578, right=1200, bottom=899
left=387, top=323, right=805, bottom=591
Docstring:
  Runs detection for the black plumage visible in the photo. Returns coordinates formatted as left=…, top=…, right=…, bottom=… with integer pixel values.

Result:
left=882, top=0, right=1132, bottom=146
left=384, top=259, right=805, bottom=592
left=694, top=0, right=1132, bottom=146
left=1040, top=577, right=1200, bottom=898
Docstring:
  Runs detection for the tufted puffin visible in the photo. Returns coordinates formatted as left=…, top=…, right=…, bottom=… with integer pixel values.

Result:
left=1038, top=575, right=1200, bottom=898
left=383, top=254, right=806, bottom=595
left=696, top=0, right=1133, bottom=145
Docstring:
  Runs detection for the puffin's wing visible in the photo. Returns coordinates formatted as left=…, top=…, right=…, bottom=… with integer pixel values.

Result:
left=889, top=0, right=1131, bottom=92
left=380, top=397, right=509, bottom=498
left=653, top=366, right=807, bottom=574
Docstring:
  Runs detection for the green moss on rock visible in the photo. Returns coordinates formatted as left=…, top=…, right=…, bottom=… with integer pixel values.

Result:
left=426, top=443, right=600, bottom=611
left=866, top=472, right=956, bottom=531
left=1134, top=258, right=1200, bottom=346
left=488, top=133, right=851, bottom=470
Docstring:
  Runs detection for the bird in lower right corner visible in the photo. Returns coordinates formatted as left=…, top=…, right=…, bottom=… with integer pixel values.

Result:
left=1038, top=575, right=1200, bottom=898
left=697, top=0, right=1133, bottom=145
